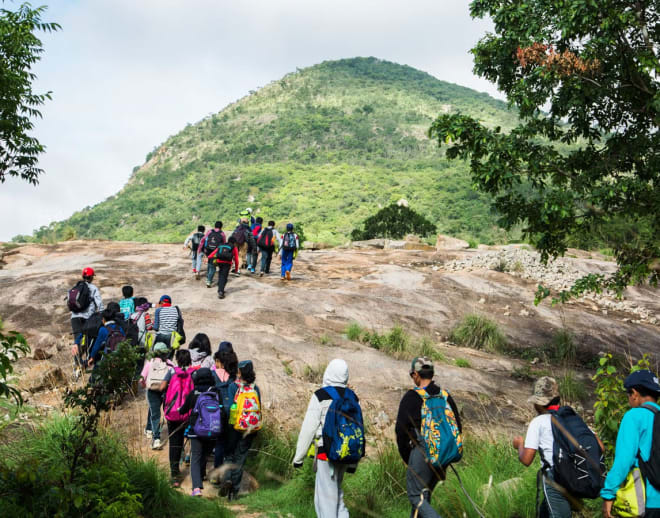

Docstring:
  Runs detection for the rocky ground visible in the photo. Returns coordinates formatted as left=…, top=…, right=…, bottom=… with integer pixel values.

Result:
left=1, top=238, right=659, bottom=497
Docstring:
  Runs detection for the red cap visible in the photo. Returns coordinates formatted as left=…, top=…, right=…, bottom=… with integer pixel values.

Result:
left=82, top=267, right=95, bottom=277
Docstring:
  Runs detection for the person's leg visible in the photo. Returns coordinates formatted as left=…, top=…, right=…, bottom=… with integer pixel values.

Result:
left=200, top=439, right=215, bottom=482
left=406, top=447, right=442, bottom=518
left=71, top=317, right=84, bottom=346
left=315, top=459, right=342, bottom=518
left=227, top=434, right=254, bottom=496
left=214, top=433, right=225, bottom=468
left=146, top=389, right=163, bottom=441
left=239, top=243, right=247, bottom=268
left=260, top=248, right=268, bottom=273
left=156, top=333, right=172, bottom=347
left=145, top=401, right=152, bottom=434
left=190, top=438, right=205, bottom=490
left=280, top=251, right=287, bottom=278
left=206, top=260, right=216, bottom=285
left=251, top=248, right=258, bottom=271
left=265, top=249, right=273, bottom=273
left=192, top=254, right=197, bottom=271
left=217, top=263, right=231, bottom=296
left=335, top=464, right=349, bottom=518
left=539, top=473, right=572, bottom=518
left=195, top=253, right=203, bottom=273
left=167, top=420, right=185, bottom=478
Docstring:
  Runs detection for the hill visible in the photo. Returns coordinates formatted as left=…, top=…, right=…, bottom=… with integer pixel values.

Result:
left=28, top=57, right=521, bottom=245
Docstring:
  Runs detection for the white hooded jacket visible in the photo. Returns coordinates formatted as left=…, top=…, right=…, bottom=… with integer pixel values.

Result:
left=293, top=359, right=349, bottom=464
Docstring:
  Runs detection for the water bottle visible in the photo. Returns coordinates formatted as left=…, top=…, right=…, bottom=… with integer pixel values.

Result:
left=229, top=403, right=238, bottom=425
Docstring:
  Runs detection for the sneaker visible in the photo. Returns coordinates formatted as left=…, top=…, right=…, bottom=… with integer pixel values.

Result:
left=192, top=269, right=197, bottom=274
left=206, top=281, right=211, bottom=288
left=195, top=271, right=200, bottom=280
left=151, top=438, right=162, bottom=450
left=144, top=429, right=153, bottom=438
left=218, top=292, right=225, bottom=299
left=280, top=276, right=285, bottom=280
left=286, top=271, right=291, bottom=281
left=191, top=488, right=202, bottom=497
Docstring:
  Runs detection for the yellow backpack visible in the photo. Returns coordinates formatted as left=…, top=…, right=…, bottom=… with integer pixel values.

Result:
left=612, top=467, right=646, bottom=517
left=231, top=384, right=262, bottom=432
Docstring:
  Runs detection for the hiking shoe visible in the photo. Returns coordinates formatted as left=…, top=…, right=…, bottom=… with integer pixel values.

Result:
left=151, top=439, right=162, bottom=450
left=206, top=281, right=211, bottom=288
left=191, top=488, right=202, bottom=497
left=286, top=271, right=291, bottom=281
left=218, top=292, right=225, bottom=299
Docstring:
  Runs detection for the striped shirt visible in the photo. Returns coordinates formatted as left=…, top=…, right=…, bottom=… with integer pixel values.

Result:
left=154, top=306, right=179, bottom=333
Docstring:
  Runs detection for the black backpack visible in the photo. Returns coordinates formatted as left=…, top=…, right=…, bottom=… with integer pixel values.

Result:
left=232, top=225, right=248, bottom=246
left=215, top=244, right=233, bottom=263
left=191, top=232, right=204, bottom=250
left=67, top=281, right=91, bottom=312
left=175, top=306, right=186, bottom=344
left=546, top=406, right=604, bottom=499
left=639, top=404, right=660, bottom=490
left=257, top=228, right=275, bottom=249
left=282, top=231, right=297, bottom=251
left=82, top=312, right=103, bottom=339
left=204, top=230, right=224, bottom=255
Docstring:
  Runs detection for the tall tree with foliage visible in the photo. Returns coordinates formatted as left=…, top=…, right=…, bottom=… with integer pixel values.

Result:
left=0, top=2, right=59, bottom=185
left=429, top=0, right=659, bottom=302
left=351, top=203, right=436, bottom=240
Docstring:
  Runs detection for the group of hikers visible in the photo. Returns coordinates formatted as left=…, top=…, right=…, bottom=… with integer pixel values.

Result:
left=183, top=209, right=300, bottom=299
left=67, top=266, right=660, bottom=517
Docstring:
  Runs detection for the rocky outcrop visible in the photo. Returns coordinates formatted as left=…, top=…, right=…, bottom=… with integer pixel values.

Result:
left=19, top=361, right=65, bottom=392
left=436, top=234, right=469, bottom=251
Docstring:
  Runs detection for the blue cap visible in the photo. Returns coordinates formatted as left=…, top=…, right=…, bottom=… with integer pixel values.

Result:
left=286, top=223, right=294, bottom=231
left=159, top=294, right=171, bottom=303
left=624, top=369, right=660, bottom=394
left=217, top=341, right=233, bottom=353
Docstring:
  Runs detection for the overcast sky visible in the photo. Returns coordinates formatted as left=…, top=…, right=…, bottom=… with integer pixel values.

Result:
left=0, top=0, right=501, bottom=241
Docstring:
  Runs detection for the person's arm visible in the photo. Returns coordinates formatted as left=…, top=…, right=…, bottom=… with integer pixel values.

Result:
left=92, top=285, right=103, bottom=313
left=184, top=234, right=192, bottom=248
left=197, top=230, right=209, bottom=255
left=153, top=307, right=161, bottom=331
left=159, top=370, right=173, bottom=392
left=232, top=247, right=239, bottom=271
left=178, top=391, right=196, bottom=415
left=293, top=394, right=322, bottom=465
left=140, top=360, right=150, bottom=388
left=89, top=326, right=108, bottom=362
left=517, top=415, right=544, bottom=467
left=513, top=436, right=537, bottom=466
left=601, top=411, right=640, bottom=501
left=394, top=391, right=419, bottom=464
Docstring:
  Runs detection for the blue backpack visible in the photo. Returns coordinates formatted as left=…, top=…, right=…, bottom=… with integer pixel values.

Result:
left=190, top=390, right=222, bottom=439
left=414, top=387, right=463, bottom=468
left=321, top=386, right=365, bottom=464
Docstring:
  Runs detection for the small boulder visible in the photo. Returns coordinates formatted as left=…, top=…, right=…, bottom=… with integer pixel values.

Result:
left=19, top=361, right=65, bottom=393
left=32, top=347, right=54, bottom=360
left=436, top=234, right=469, bottom=251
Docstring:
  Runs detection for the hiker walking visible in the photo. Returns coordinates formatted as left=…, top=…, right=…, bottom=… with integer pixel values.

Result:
left=293, top=358, right=364, bottom=518
left=199, top=221, right=226, bottom=286
left=395, top=356, right=463, bottom=518
left=119, top=285, right=135, bottom=320
left=221, top=360, right=262, bottom=500
left=256, top=220, right=280, bottom=276
left=140, top=342, right=173, bottom=450
left=249, top=217, right=263, bottom=273
left=207, top=235, right=239, bottom=299
left=68, top=267, right=104, bottom=366
left=279, top=223, right=299, bottom=281
left=232, top=218, right=256, bottom=272
left=212, top=347, right=238, bottom=468
left=601, top=370, right=660, bottom=518
left=513, top=376, right=604, bottom=518
left=184, top=224, right=205, bottom=278
left=159, top=348, right=195, bottom=487
left=189, top=333, right=215, bottom=370
left=178, top=368, right=223, bottom=497
left=153, top=295, right=184, bottom=347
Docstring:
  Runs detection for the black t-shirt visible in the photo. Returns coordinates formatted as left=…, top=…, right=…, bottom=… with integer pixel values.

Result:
left=394, top=381, right=462, bottom=464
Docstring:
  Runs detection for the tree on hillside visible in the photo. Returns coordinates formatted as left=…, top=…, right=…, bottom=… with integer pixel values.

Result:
left=351, top=203, right=436, bottom=241
left=429, top=0, right=659, bottom=302
left=0, top=3, right=59, bottom=185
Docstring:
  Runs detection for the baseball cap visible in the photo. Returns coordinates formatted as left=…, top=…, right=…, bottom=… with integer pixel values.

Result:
left=153, top=342, right=169, bottom=354
left=159, top=295, right=172, bottom=304
left=286, top=223, right=294, bottom=231
left=528, top=376, right=559, bottom=406
left=624, top=370, right=660, bottom=394
left=410, top=356, right=434, bottom=375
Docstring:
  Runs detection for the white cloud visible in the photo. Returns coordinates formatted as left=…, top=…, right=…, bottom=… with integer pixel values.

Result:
left=0, top=0, right=499, bottom=240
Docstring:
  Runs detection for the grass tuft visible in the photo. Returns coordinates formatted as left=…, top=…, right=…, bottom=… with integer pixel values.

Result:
left=450, top=314, right=508, bottom=353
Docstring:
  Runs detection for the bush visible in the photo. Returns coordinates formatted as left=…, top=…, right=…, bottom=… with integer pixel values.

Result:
left=550, top=329, right=577, bottom=365
left=558, top=370, right=587, bottom=404
left=450, top=314, right=508, bottom=353
left=350, top=203, right=436, bottom=240
left=345, top=322, right=363, bottom=341
left=455, top=358, right=471, bottom=368
left=301, top=362, right=327, bottom=384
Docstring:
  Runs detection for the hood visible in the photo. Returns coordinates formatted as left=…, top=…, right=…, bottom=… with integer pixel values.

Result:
left=322, top=359, right=349, bottom=387
left=190, top=348, right=208, bottom=363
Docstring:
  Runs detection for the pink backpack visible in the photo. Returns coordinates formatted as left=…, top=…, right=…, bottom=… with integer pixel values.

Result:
left=163, top=367, right=194, bottom=422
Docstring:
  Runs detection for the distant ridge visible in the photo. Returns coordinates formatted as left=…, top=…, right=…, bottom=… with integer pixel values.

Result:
left=30, top=57, right=518, bottom=245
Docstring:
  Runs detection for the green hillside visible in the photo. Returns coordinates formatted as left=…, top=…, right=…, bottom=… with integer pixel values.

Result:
left=29, top=57, right=521, bottom=245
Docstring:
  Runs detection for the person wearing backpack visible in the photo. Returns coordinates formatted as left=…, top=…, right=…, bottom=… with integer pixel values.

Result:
left=513, top=376, right=604, bottom=518
left=395, top=356, right=462, bottom=518
left=184, top=224, right=206, bottom=278
left=207, top=235, right=239, bottom=299
left=69, top=267, right=104, bottom=368
left=178, top=368, right=223, bottom=497
left=129, top=297, right=153, bottom=384
left=140, top=342, right=173, bottom=450
left=257, top=220, right=280, bottom=276
left=221, top=360, right=262, bottom=501
left=189, top=333, right=215, bottom=370
left=87, top=308, right=126, bottom=370
left=232, top=218, right=257, bottom=272
left=279, top=223, right=299, bottom=281
left=199, top=221, right=226, bottom=286
left=119, top=285, right=135, bottom=320
left=293, top=358, right=362, bottom=517
left=158, top=348, right=194, bottom=487
left=153, top=295, right=184, bottom=347
left=248, top=216, right=263, bottom=273
left=212, top=348, right=238, bottom=469
left=601, top=370, right=660, bottom=518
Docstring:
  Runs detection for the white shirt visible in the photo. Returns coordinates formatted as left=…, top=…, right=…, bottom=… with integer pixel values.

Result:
left=524, top=413, right=554, bottom=467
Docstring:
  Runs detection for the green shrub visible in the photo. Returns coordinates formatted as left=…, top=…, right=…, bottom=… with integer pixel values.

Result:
left=345, top=322, right=363, bottom=341
left=350, top=204, right=436, bottom=241
left=455, top=358, right=471, bottom=368
left=450, top=314, right=508, bottom=353
left=301, top=362, right=327, bottom=384
left=550, top=329, right=577, bottom=365
left=558, top=371, right=587, bottom=404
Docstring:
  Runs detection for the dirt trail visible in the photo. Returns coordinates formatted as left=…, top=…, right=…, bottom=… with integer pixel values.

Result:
left=1, top=240, right=659, bottom=502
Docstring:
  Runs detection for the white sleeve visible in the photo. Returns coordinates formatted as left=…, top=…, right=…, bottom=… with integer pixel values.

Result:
left=293, top=394, right=322, bottom=464
left=93, top=285, right=104, bottom=312
left=524, top=416, right=542, bottom=451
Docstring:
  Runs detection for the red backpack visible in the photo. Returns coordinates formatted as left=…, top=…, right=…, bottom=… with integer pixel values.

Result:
left=163, top=367, right=195, bottom=422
